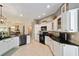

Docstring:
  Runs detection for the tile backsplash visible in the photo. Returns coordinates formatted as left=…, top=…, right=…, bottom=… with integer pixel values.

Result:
left=71, top=33, right=79, bottom=41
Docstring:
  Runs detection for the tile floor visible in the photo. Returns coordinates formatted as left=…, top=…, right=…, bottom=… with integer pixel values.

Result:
left=3, top=40, right=53, bottom=56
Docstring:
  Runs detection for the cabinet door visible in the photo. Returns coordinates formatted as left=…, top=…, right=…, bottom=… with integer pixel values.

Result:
left=45, top=36, right=54, bottom=53
left=0, top=41, right=6, bottom=55
left=45, top=36, right=50, bottom=46
left=45, top=36, right=48, bottom=45
left=47, top=22, right=52, bottom=31
left=27, top=35, right=30, bottom=44
left=53, top=41, right=60, bottom=56
left=50, top=39, right=54, bottom=53
left=12, top=37, right=19, bottom=47
left=54, top=43, right=63, bottom=56
left=0, top=39, right=11, bottom=55
left=61, top=12, right=67, bottom=31
left=61, top=10, right=78, bottom=32
left=68, top=10, right=77, bottom=32
left=63, top=44, right=78, bottom=56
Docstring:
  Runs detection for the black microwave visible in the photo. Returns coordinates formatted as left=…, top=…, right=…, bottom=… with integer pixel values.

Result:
left=41, top=26, right=47, bottom=31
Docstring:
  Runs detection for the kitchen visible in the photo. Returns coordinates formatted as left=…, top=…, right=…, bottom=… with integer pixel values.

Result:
left=34, top=3, right=79, bottom=56
left=0, top=3, right=79, bottom=56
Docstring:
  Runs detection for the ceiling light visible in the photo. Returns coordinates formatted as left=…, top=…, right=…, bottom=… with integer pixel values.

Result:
left=20, top=14, right=23, bottom=17
left=6, top=5, right=8, bottom=7
left=42, top=13, right=46, bottom=15
left=38, top=16, right=41, bottom=18
left=46, top=5, right=50, bottom=9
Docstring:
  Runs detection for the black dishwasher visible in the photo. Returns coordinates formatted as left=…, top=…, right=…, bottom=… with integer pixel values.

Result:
left=19, top=35, right=27, bottom=46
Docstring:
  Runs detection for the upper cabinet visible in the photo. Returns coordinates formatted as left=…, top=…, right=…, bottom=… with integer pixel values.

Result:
left=61, top=3, right=69, bottom=14
left=53, top=15, right=61, bottom=31
left=61, top=8, right=79, bottom=32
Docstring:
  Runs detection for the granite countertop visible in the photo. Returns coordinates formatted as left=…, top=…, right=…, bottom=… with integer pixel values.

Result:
left=48, top=34, right=79, bottom=46
left=40, top=30, right=78, bottom=33
left=0, top=35, right=18, bottom=41
left=40, top=31, right=79, bottom=46
left=0, top=36, right=11, bottom=40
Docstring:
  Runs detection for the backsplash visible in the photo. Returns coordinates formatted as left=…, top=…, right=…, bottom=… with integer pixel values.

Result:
left=71, top=33, right=79, bottom=41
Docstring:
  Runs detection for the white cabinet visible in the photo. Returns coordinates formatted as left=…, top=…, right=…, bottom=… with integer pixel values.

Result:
left=61, top=8, right=79, bottom=32
left=61, top=12, right=67, bottom=31
left=53, top=15, right=62, bottom=31
left=0, top=37, right=19, bottom=55
left=53, top=40, right=63, bottom=56
left=0, top=41, right=6, bottom=55
left=45, top=36, right=54, bottom=52
left=47, top=22, right=52, bottom=31
left=63, top=44, right=79, bottom=56
left=27, top=35, right=30, bottom=44
left=45, top=36, right=79, bottom=56
left=45, top=36, right=63, bottom=56
left=45, top=36, right=51, bottom=46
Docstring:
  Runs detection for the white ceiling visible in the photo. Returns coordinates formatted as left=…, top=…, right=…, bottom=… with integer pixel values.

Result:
left=2, top=3, right=62, bottom=20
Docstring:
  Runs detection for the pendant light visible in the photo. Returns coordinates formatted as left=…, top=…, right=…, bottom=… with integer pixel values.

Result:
left=0, top=5, right=6, bottom=24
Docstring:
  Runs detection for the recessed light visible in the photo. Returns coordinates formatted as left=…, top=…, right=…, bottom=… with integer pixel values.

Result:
left=6, top=5, right=8, bottom=7
left=46, top=5, right=50, bottom=9
left=20, top=14, right=23, bottom=17
left=38, top=16, right=41, bottom=18
left=42, top=13, right=46, bottom=15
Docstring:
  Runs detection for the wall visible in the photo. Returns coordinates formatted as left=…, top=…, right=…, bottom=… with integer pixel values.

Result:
left=69, top=3, right=79, bottom=10
left=39, top=16, right=53, bottom=23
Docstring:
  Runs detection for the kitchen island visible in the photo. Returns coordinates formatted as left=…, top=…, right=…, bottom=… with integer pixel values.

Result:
left=0, top=36, right=19, bottom=56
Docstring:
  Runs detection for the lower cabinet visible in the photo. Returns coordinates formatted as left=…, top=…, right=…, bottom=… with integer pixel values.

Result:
left=0, top=37, right=19, bottom=56
left=27, top=35, right=30, bottom=44
left=45, top=36, right=63, bottom=56
left=45, top=36, right=79, bottom=56
left=53, top=40, right=59, bottom=55
left=0, top=41, right=6, bottom=55
left=63, top=44, right=79, bottom=56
